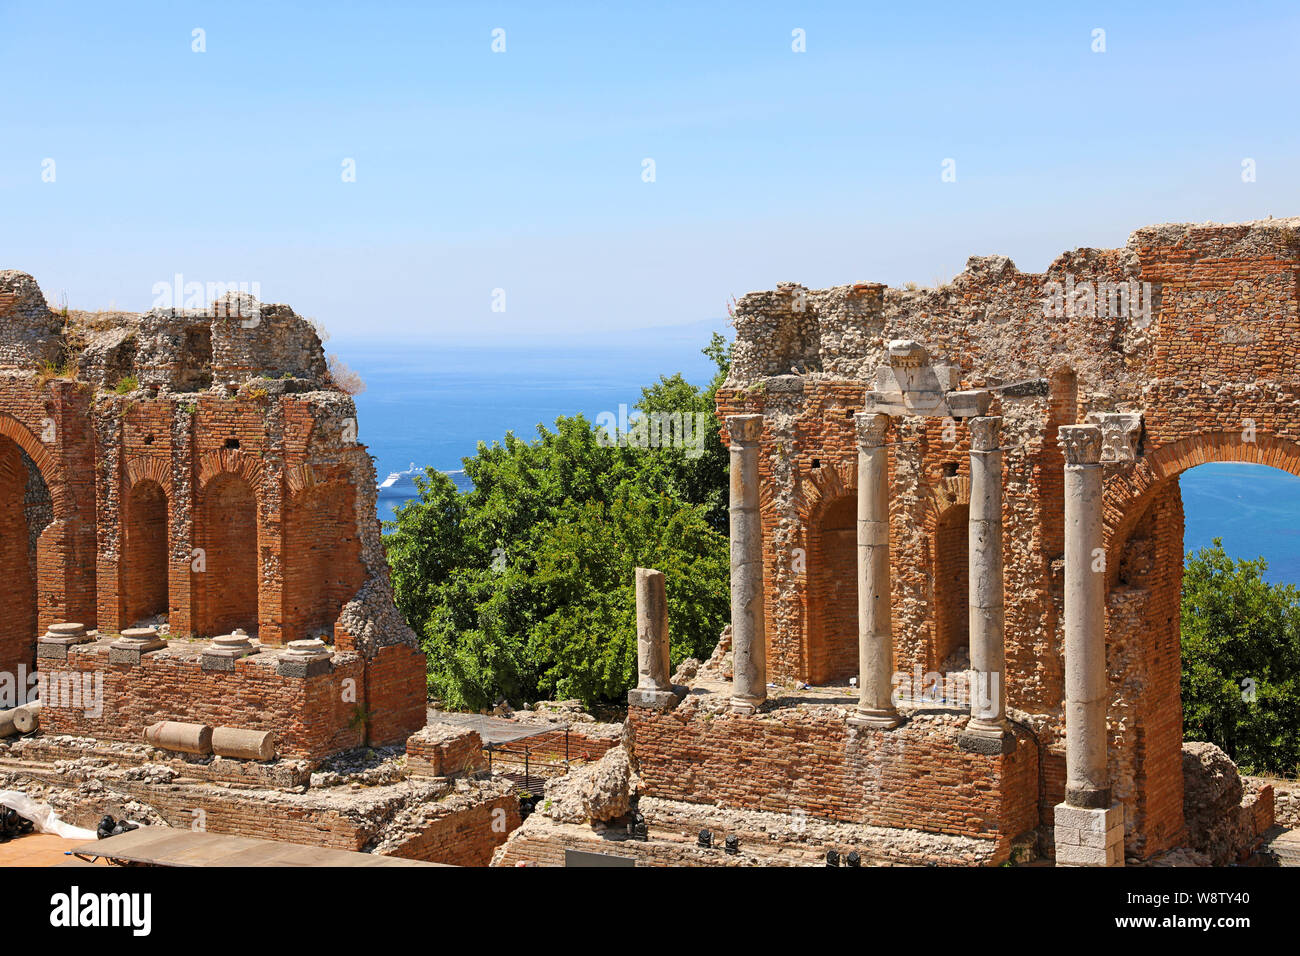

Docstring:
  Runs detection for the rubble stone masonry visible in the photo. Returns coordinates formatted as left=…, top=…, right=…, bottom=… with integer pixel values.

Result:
left=0, top=271, right=426, bottom=758
left=706, top=218, right=1298, bottom=861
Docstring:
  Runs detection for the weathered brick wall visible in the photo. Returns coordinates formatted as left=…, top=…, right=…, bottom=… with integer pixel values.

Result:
left=487, top=725, right=621, bottom=768
left=39, top=641, right=366, bottom=758
left=0, top=441, right=36, bottom=672
left=406, top=724, right=488, bottom=777
left=628, top=707, right=1039, bottom=854
left=122, top=479, right=167, bottom=623
left=0, top=274, right=427, bottom=758
left=385, top=794, right=520, bottom=866
left=713, top=218, right=1300, bottom=859
left=495, top=795, right=1008, bottom=867
left=364, top=643, right=428, bottom=747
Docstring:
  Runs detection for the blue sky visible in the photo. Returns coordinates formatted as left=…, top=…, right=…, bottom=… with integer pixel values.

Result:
left=2, top=1, right=1297, bottom=344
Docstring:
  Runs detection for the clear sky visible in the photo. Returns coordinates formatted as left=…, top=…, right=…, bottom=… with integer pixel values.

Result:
left=2, top=1, right=1297, bottom=344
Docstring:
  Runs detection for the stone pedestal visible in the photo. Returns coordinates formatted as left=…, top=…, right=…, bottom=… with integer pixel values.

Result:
left=1059, top=424, right=1115, bottom=825
left=727, top=415, right=766, bottom=714
left=109, top=626, right=167, bottom=665
left=36, top=622, right=92, bottom=662
left=276, top=638, right=333, bottom=678
left=849, top=412, right=901, bottom=729
left=1054, top=802, right=1125, bottom=867
left=960, top=416, right=1012, bottom=753
left=629, top=567, right=677, bottom=710
left=201, top=628, right=258, bottom=672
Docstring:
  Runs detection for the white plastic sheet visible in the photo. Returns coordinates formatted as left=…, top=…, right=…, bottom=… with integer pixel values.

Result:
left=0, top=790, right=96, bottom=840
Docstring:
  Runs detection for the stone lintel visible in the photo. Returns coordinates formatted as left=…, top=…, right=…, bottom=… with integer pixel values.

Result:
left=861, top=389, right=991, bottom=420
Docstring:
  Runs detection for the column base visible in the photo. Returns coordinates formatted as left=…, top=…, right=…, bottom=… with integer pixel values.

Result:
left=628, top=687, right=679, bottom=711
left=1053, top=802, right=1124, bottom=867
left=729, top=695, right=764, bottom=715
left=848, top=709, right=903, bottom=730
left=957, top=720, right=1014, bottom=755
left=1065, top=784, right=1113, bottom=809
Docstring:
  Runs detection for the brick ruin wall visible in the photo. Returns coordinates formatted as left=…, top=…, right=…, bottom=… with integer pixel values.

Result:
left=0, top=270, right=426, bottom=758
left=710, top=218, right=1300, bottom=859
left=629, top=706, right=1039, bottom=859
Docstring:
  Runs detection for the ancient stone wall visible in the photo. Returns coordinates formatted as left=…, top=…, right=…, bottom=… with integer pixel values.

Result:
left=0, top=270, right=426, bottom=757
left=629, top=704, right=1039, bottom=857
left=714, top=218, right=1300, bottom=860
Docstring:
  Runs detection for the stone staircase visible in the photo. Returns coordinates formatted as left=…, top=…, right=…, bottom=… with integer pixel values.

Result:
left=1259, top=826, right=1300, bottom=866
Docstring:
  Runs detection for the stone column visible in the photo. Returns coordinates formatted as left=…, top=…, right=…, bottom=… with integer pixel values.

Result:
left=727, top=414, right=766, bottom=714
left=1054, top=423, right=1124, bottom=866
left=628, top=567, right=676, bottom=710
left=850, top=412, right=900, bottom=728
left=960, top=416, right=1011, bottom=753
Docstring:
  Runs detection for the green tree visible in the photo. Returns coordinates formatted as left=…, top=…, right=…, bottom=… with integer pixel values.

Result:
left=1181, top=538, right=1300, bottom=776
left=384, top=336, right=732, bottom=711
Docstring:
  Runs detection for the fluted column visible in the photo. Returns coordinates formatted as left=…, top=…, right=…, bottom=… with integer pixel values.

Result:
left=960, top=416, right=1012, bottom=752
left=727, top=414, right=766, bottom=714
left=850, top=412, right=900, bottom=728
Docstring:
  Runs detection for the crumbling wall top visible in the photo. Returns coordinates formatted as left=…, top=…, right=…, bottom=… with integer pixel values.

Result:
left=0, top=272, right=332, bottom=393
left=725, top=217, right=1300, bottom=402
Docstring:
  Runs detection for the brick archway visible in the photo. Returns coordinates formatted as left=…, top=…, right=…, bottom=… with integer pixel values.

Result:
left=0, top=438, right=40, bottom=674
left=195, top=472, right=259, bottom=637
left=1098, top=429, right=1300, bottom=856
left=0, top=415, right=61, bottom=674
left=1104, top=430, right=1300, bottom=567
left=0, top=413, right=64, bottom=516
left=922, top=477, right=971, bottom=671
left=123, top=478, right=169, bottom=626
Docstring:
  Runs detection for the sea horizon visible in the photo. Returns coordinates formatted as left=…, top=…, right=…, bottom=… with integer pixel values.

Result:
left=346, top=339, right=1300, bottom=587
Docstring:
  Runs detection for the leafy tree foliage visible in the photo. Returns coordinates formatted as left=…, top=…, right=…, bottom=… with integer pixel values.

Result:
left=384, top=335, right=732, bottom=711
left=1181, top=538, right=1300, bottom=777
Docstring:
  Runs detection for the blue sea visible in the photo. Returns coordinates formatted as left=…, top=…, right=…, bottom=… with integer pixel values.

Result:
left=1180, top=463, right=1300, bottom=586
left=340, top=323, right=724, bottom=519
left=342, top=335, right=1300, bottom=587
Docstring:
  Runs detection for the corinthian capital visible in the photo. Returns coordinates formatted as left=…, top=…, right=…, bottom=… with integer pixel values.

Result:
left=726, top=414, right=764, bottom=444
left=1058, top=424, right=1103, bottom=465
left=854, top=411, right=891, bottom=448
left=969, top=416, right=1002, bottom=452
